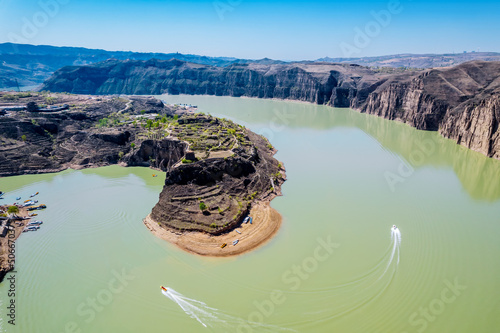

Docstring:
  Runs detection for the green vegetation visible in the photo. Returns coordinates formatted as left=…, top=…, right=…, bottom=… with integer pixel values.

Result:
left=118, top=151, right=124, bottom=159
left=45, top=96, right=57, bottom=105
left=199, top=202, right=207, bottom=211
left=17, top=92, right=32, bottom=98
left=97, top=118, right=109, bottom=127
left=182, top=158, right=193, bottom=164
left=21, top=134, right=27, bottom=141
left=130, top=142, right=136, bottom=149
left=2, top=94, right=18, bottom=101
left=7, top=206, right=19, bottom=214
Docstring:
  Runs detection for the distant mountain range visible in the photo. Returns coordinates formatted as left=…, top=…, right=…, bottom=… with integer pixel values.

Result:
left=0, top=43, right=260, bottom=88
left=316, top=52, right=500, bottom=68
left=1, top=42, right=500, bottom=89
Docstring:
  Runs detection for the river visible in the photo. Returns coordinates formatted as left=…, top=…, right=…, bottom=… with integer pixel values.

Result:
left=1, top=95, right=499, bottom=333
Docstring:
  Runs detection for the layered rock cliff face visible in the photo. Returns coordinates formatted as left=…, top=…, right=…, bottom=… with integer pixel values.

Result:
left=355, top=61, right=500, bottom=159
left=41, top=59, right=500, bottom=159
left=150, top=128, right=284, bottom=234
left=0, top=94, right=178, bottom=176
left=42, top=59, right=384, bottom=107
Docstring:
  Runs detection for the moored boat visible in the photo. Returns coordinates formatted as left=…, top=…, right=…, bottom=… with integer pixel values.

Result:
left=28, top=220, right=43, bottom=226
left=27, top=204, right=47, bottom=211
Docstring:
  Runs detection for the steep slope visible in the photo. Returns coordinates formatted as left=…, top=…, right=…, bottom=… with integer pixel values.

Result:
left=42, top=59, right=386, bottom=107
left=356, top=61, right=500, bottom=158
left=41, top=59, right=500, bottom=159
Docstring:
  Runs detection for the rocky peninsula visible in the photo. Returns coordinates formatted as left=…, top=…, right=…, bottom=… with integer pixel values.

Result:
left=0, top=92, right=285, bottom=259
left=41, top=59, right=500, bottom=160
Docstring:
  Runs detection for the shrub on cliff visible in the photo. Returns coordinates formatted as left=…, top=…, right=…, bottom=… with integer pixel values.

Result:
left=199, top=202, right=207, bottom=211
left=26, top=101, right=39, bottom=112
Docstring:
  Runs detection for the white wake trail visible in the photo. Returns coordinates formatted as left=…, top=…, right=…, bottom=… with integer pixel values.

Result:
left=162, top=288, right=295, bottom=332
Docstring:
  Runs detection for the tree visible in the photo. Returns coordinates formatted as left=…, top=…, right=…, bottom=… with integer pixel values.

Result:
left=7, top=206, right=19, bottom=214
left=26, top=101, right=39, bottom=112
left=118, top=151, right=124, bottom=159
left=130, top=142, right=136, bottom=149
left=21, top=134, right=27, bottom=141
left=199, top=202, right=207, bottom=211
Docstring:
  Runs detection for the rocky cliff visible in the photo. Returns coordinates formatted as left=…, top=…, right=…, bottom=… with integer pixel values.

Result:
left=0, top=92, right=285, bottom=236
left=42, top=59, right=386, bottom=107
left=355, top=61, right=500, bottom=159
left=41, top=59, right=500, bottom=160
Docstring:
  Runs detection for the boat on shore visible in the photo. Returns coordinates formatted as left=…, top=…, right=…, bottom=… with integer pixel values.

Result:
left=28, top=221, right=43, bottom=226
left=23, top=226, right=40, bottom=232
left=27, top=204, right=46, bottom=211
left=243, top=216, right=250, bottom=224
left=232, top=239, right=239, bottom=246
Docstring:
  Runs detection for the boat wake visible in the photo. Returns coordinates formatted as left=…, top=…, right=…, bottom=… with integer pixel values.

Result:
left=286, top=227, right=402, bottom=328
left=162, top=288, right=295, bottom=332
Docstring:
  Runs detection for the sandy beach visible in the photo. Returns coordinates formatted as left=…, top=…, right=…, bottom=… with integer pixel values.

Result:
left=143, top=201, right=282, bottom=257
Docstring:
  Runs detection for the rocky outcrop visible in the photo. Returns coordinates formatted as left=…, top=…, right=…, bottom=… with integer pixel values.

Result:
left=0, top=94, right=176, bottom=176
left=42, top=59, right=384, bottom=107
left=150, top=129, right=284, bottom=234
left=41, top=59, right=500, bottom=160
left=0, top=92, right=286, bottom=236
left=439, top=95, right=500, bottom=159
left=355, top=61, right=500, bottom=159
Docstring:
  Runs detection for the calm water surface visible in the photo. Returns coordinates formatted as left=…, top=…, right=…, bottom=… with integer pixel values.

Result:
left=1, top=95, right=499, bottom=333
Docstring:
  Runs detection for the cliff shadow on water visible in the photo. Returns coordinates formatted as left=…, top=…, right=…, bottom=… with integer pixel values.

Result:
left=157, top=95, right=500, bottom=201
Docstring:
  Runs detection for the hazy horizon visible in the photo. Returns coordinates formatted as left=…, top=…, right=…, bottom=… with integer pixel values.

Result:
left=1, top=0, right=499, bottom=61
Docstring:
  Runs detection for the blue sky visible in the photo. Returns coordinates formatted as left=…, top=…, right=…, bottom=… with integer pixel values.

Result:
left=0, top=0, right=499, bottom=60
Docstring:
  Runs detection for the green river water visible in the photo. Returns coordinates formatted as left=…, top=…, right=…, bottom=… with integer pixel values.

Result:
left=1, top=95, right=500, bottom=333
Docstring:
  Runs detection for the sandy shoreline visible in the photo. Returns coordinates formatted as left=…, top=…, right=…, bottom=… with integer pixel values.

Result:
left=143, top=201, right=282, bottom=257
